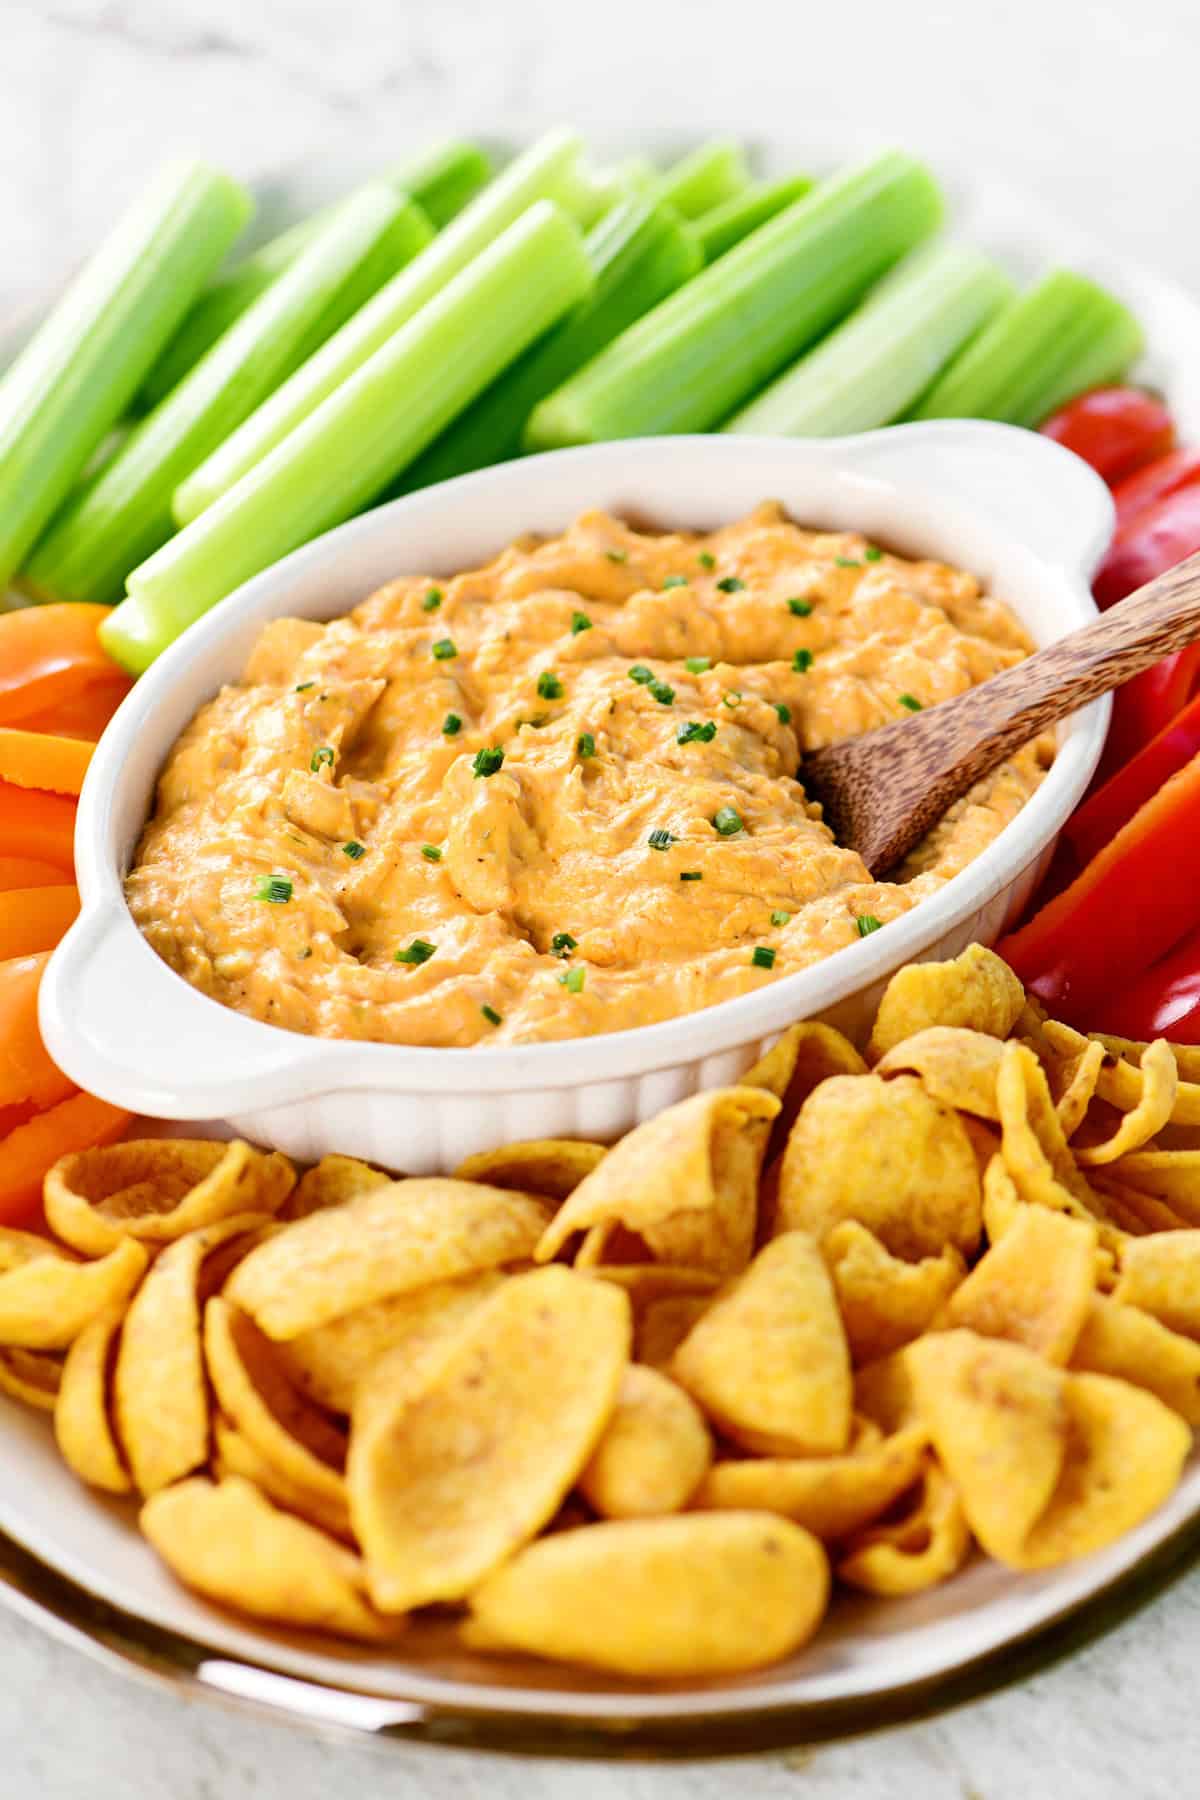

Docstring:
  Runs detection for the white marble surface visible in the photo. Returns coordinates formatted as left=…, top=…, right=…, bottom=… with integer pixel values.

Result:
left=6, top=0, right=1200, bottom=1791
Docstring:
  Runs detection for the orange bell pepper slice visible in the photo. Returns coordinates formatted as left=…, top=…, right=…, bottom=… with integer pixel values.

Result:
left=0, top=728, right=94, bottom=797
left=0, top=858, right=74, bottom=890
left=18, top=676, right=133, bottom=741
left=0, top=782, right=77, bottom=870
left=0, top=1091, right=131, bottom=1227
left=0, top=886, right=80, bottom=960
left=0, top=953, right=75, bottom=1110
left=0, top=604, right=122, bottom=727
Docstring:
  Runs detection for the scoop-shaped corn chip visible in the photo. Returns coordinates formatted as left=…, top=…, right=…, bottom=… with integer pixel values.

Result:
left=115, top=1214, right=270, bottom=1496
left=671, top=1232, right=852, bottom=1456
left=777, top=1074, right=982, bottom=1261
left=998, top=1042, right=1106, bottom=1221
left=1052, top=1038, right=1107, bottom=1140
left=1075, top=1040, right=1178, bottom=1166
left=823, top=1221, right=965, bottom=1365
left=1115, top=1232, right=1200, bottom=1338
left=283, top=1155, right=390, bottom=1220
left=0, top=1236, right=147, bottom=1350
left=277, top=1272, right=504, bottom=1415
left=1091, top=1176, right=1188, bottom=1236
left=867, top=944, right=1024, bottom=1061
left=0, top=1229, right=70, bottom=1272
left=1108, top=1152, right=1200, bottom=1219
left=204, top=1299, right=347, bottom=1515
left=464, top=1512, right=829, bottom=1678
left=1071, top=1294, right=1200, bottom=1425
left=743, top=1021, right=867, bottom=1152
left=981, top=1153, right=1024, bottom=1242
left=212, top=1417, right=353, bottom=1540
left=535, top=1088, right=779, bottom=1277
left=854, top=1349, right=919, bottom=1433
left=140, top=1476, right=398, bottom=1643
left=837, top=1461, right=970, bottom=1595
left=1081, top=1030, right=1200, bottom=1126
left=227, top=1179, right=551, bottom=1340
left=579, top=1363, right=712, bottom=1518
left=695, top=1418, right=928, bottom=1541
left=55, top=1304, right=130, bottom=1494
left=348, top=1266, right=630, bottom=1612
left=45, top=1139, right=294, bottom=1257
left=876, top=1026, right=1006, bottom=1120
left=454, top=1139, right=607, bottom=1200
left=0, top=1347, right=62, bottom=1410
left=906, top=1330, right=1067, bottom=1564
left=636, top=1294, right=714, bottom=1368
left=589, top=1264, right=719, bottom=1304
left=942, top=1207, right=1096, bottom=1363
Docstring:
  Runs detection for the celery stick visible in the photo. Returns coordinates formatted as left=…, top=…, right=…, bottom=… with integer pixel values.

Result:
left=22, top=183, right=431, bottom=606
left=909, top=268, right=1144, bottom=427
left=101, top=202, right=592, bottom=675
left=526, top=149, right=943, bottom=448
left=399, top=195, right=701, bottom=492
left=693, top=175, right=813, bottom=262
left=172, top=130, right=587, bottom=524
left=134, top=140, right=486, bottom=413
left=0, top=160, right=250, bottom=593
left=656, top=140, right=751, bottom=219
left=726, top=242, right=1014, bottom=437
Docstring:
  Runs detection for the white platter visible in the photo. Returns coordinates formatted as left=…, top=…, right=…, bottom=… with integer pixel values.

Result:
left=5, top=131, right=1200, bottom=1749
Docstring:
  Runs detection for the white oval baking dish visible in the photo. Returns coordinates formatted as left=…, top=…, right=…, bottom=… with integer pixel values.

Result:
left=41, top=424, right=1113, bottom=1171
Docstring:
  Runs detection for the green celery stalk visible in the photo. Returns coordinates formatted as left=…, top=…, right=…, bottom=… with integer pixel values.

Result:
left=908, top=268, right=1144, bottom=427
left=726, top=242, right=1015, bottom=436
left=398, top=194, right=701, bottom=492
left=22, top=182, right=433, bottom=606
left=0, top=160, right=250, bottom=593
left=134, top=140, right=487, bottom=413
left=172, top=129, right=588, bottom=524
left=101, top=201, right=592, bottom=674
left=656, top=140, right=751, bottom=218
left=693, top=175, right=813, bottom=262
left=525, top=149, right=943, bottom=449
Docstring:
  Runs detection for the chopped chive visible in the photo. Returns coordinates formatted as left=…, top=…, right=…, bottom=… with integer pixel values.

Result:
left=576, top=731, right=596, bottom=759
left=751, top=945, right=777, bottom=969
left=662, top=575, right=689, bottom=589
left=605, top=547, right=628, bottom=563
left=677, top=720, right=717, bottom=745
left=680, top=869, right=703, bottom=881
left=422, top=586, right=443, bottom=612
left=856, top=914, right=884, bottom=938
left=294, top=680, right=315, bottom=691
left=649, top=679, right=675, bottom=705
left=395, top=937, right=436, bottom=965
left=698, top=551, right=716, bottom=570
left=722, top=690, right=743, bottom=709
left=481, top=1003, right=502, bottom=1026
left=421, top=843, right=442, bottom=862
left=442, top=711, right=463, bottom=736
left=787, top=596, right=813, bottom=616
left=770, top=909, right=790, bottom=926
left=716, top=575, right=745, bottom=593
left=559, top=964, right=585, bottom=992
left=713, top=805, right=744, bottom=836
left=793, top=648, right=814, bottom=673
left=551, top=931, right=578, bottom=958
left=571, top=610, right=593, bottom=634
left=310, top=745, right=334, bottom=771
left=255, top=875, right=293, bottom=904
left=472, top=746, right=504, bottom=778
left=835, top=556, right=862, bottom=569
left=685, top=655, right=712, bottom=673
left=341, top=840, right=365, bottom=860
left=629, top=664, right=654, bottom=685
left=432, top=637, right=457, bottom=660
left=898, top=692, right=923, bottom=712
left=774, top=702, right=791, bottom=724
left=648, top=827, right=675, bottom=850
left=537, top=669, right=564, bottom=699
left=864, top=545, right=883, bottom=561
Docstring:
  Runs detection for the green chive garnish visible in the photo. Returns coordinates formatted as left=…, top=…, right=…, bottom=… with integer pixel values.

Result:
left=722, top=691, right=742, bottom=709
left=537, top=670, right=564, bottom=700
left=255, top=875, right=292, bottom=904
left=395, top=938, right=436, bottom=965
left=770, top=909, right=790, bottom=926
left=752, top=945, right=776, bottom=969
left=680, top=870, right=703, bottom=882
left=309, top=745, right=334, bottom=771
left=342, top=841, right=365, bottom=860
left=629, top=664, right=654, bottom=685
left=685, top=656, right=712, bottom=674
left=577, top=732, right=596, bottom=759
left=294, top=680, right=315, bottom=692
left=716, top=575, right=745, bottom=593
left=649, top=680, right=675, bottom=705
left=899, top=693, right=923, bottom=712
left=559, top=965, right=585, bottom=992
left=481, top=1004, right=502, bottom=1026
left=864, top=546, right=883, bottom=562
left=856, top=914, right=884, bottom=938
left=421, top=844, right=442, bottom=862
left=422, top=586, right=443, bottom=612
left=835, top=556, right=862, bottom=569
left=605, top=547, right=628, bottom=563
left=648, top=828, right=675, bottom=851
left=662, top=575, right=689, bottom=589
left=432, top=637, right=457, bottom=661
left=472, top=746, right=504, bottom=778
left=774, top=702, right=791, bottom=724
left=551, top=931, right=578, bottom=958
left=571, top=610, right=593, bottom=634
left=442, top=712, right=462, bottom=737
left=677, top=720, right=717, bottom=745
left=793, top=648, right=814, bottom=673
left=698, top=551, right=716, bottom=570
left=713, top=805, right=743, bottom=837
left=787, top=597, right=813, bottom=616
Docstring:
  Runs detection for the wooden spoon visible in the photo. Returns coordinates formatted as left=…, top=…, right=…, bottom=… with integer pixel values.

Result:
left=800, top=551, right=1200, bottom=877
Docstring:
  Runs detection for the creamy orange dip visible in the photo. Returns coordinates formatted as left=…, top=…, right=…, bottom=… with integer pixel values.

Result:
left=127, top=505, right=1048, bottom=1047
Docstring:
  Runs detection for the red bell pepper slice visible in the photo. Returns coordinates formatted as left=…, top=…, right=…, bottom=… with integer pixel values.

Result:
left=1094, top=923, right=1200, bottom=1042
left=1040, top=387, right=1175, bottom=486
left=1094, top=643, right=1200, bottom=790
left=999, top=752, right=1200, bottom=1021
left=1111, top=447, right=1200, bottom=533
left=1094, top=482, right=1200, bottom=610
left=1066, top=688, right=1200, bottom=867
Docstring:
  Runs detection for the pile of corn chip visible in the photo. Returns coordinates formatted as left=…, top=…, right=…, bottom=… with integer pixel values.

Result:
left=1, top=943, right=1199, bottom=1680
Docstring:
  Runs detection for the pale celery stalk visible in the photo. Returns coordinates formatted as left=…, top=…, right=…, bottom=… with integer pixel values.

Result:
left=22, top=182, right=433, bottom=605
left=693, top=175, right=813, bottom=262
left=656, top=140, right=751, bottom=218
left=172, top=129, right=587, bottom=523
left=101, top=201, right=592, bottom=674
left=726, top=242, right=1014, bottom=436
left=525, top=149, right=943, bottom=447
left=0, top=160, right=250, bottom=591
left=908, top=267, right=1144, bottom=427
